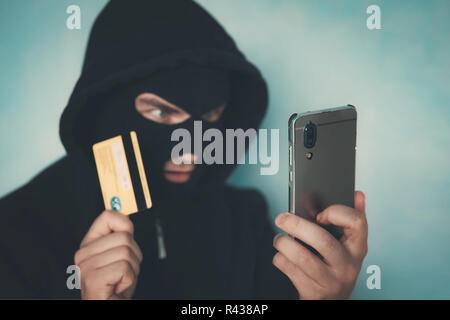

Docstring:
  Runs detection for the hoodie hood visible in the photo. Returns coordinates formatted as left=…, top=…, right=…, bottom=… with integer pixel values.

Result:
left=59, top=0, right=268, bottom=184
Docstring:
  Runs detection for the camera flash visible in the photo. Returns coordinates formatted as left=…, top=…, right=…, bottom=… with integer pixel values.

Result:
left=306, top=152, right=313, bottom=160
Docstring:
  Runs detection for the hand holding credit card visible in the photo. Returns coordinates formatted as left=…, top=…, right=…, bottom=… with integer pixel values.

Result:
left=92, top=131, right=152, bottom=215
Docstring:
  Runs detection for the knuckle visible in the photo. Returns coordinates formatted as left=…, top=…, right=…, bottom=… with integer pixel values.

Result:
left=321, top=234, right=337, bottom=252
left=123, top=269, right=135, bottom=285
left=296, top=248, right=311, bottom=266
left=117, top=231, right=132, bottom=244
left=121, top=262, right=135, bottom=281
left=78, top=260, right=87, bottom=272
left=324, top=204, right=342, bottom=216
left=115, top=214, right=134, bottom=232
left=118, top=260, right=131, bottom=273
left=352, top=213, right=366, bottom=230
left=327, top=204, right=340, bottom=212
left=124, top=219, right=134, bottom=233
left=283, top=256, right=296, bottom=274
left=74, top=249, right=82, bottom=265
left=119, top=245, right=133, bottom=260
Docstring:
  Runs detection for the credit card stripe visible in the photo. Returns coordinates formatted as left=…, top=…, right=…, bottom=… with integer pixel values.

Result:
left=130, top=131, right=152, bottom=209
left=123, top=132, right=146, bottom=211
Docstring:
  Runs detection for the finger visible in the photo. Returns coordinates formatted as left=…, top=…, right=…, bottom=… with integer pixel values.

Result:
left=81, top=210, right=134, bottom=247
left=112, top=262, right=137, bottom=297
left=272, top=252, right=322, bottom=299
left=316, top=206, right=368, bottom=260
left=82, top=260, right=136, bottom=300
left=275, top=212, right=347, bottom=265
left=78, top=245, right=141, bottom=277
left=273, top=234, right=332, bottom=286
left=316, top=205, right=367, bottom=235
left=316, top=191, right=365, bottom=227
left=354, top=191, right=365, bottom=214
left=75, top=232, right=143, bottom=265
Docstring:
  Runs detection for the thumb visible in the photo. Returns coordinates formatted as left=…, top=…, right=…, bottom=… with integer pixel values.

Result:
left=81, top=210, right=134, bottom=248
left=354, top=191, right=365, bottom=213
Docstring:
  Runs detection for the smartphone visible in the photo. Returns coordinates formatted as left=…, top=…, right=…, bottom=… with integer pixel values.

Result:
left=288, top=105, right=357, bottom=240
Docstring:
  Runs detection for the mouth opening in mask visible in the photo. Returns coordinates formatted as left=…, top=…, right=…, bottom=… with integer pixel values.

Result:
left=163, top=153, right=196, bottom=184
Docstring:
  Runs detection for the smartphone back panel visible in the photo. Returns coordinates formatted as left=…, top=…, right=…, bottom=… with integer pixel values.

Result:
left=289, top=105, right=357, bottom=239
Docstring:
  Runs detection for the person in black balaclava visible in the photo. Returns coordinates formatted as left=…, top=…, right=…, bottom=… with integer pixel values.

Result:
left=86, top=63, right=271, bottom=299
left=0, top=0, right=368, bottom=300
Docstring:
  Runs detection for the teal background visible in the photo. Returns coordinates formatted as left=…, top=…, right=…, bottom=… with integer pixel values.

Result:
left=1, top=0, right=449, bottom=299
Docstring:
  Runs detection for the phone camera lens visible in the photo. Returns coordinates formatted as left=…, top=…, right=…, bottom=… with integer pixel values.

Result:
left=304, top=122, right=316, bottom=149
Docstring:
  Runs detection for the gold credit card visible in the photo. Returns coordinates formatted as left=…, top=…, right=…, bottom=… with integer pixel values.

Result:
left=92, top=131, right=152, bottom=215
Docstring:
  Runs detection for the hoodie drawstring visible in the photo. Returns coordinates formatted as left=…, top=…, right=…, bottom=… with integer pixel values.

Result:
left=155, top=216, right=167, bottom=260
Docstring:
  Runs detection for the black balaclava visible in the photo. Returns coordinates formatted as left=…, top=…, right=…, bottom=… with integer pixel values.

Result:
left=92, top=64, right=231, bottom=210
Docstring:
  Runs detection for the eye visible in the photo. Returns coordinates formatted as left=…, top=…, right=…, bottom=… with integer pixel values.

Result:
left=202, top=110, right=215, bottom=119
left=148, top=108, right=169, bottom=119
left=135, top=93, right=192, bottom=125
left=201, top=104, right=226, bottom=122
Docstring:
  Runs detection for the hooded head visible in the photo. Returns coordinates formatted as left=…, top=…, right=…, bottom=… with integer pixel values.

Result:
left=60, top=0, right=268, bottom=208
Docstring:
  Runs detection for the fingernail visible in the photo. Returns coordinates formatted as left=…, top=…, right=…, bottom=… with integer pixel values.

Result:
left=276, top=213, right=289, bottom=225
left=273, top=233, right=282, bottom=246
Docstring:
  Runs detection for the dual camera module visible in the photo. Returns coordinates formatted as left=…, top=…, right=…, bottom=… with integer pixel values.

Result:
left=304, top=121, right=316, bottom=149
left=289, top=114, right=316, bottom=159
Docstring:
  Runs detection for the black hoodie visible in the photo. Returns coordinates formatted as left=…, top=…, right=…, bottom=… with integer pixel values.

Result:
left=0, top=0, right=297, bottom=299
